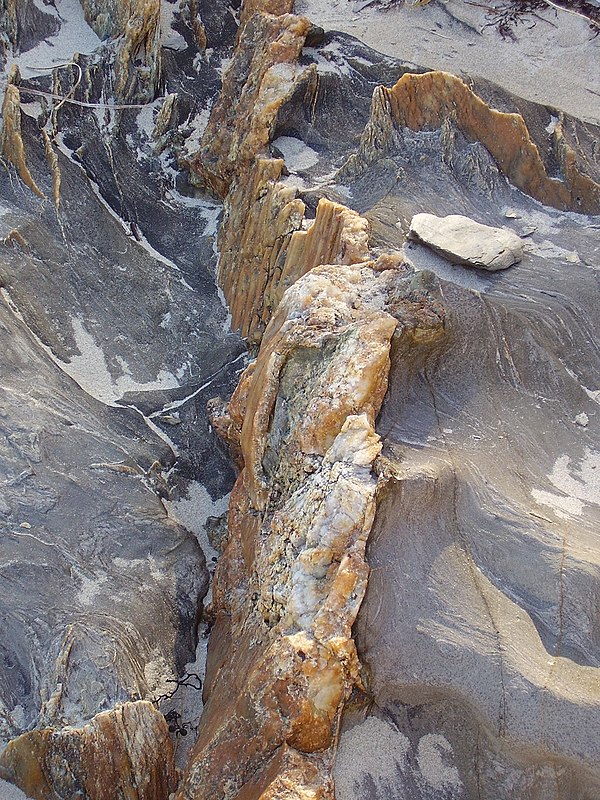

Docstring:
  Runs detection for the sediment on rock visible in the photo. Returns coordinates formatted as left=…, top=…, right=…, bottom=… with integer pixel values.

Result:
left=0, top=701, right=176, bottom=800
left=340, top=70, right=600, bottom=214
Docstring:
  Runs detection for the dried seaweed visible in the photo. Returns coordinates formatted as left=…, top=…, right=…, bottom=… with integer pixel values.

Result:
left=478, top=0, right=600, bottom=40
left=351, top=0, right=600, bottom=38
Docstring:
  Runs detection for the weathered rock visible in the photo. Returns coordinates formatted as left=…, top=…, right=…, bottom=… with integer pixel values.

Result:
left=79, top=0, right=161, bottom=101
left=0, top=69, right=44, bottom=199
left=188, top=11, right=313, bottom=197
left=3, top=1, right=600, bottom=798
left=341, top=70, right=600, bottom=214
left=0, top=1, right=242, bottom=782
left=408, top=213, right=523, bottom=271
left=239, top=0, right=295, bottom=31
left=177, top=254, right=445, bottom=800
left=217, top=156, right=370, bottom=342
left=0, top=701, right=176, bottom=800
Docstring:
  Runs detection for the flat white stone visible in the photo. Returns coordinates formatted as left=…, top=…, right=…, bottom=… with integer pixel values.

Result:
left=408, top=213, right=523, bottom=271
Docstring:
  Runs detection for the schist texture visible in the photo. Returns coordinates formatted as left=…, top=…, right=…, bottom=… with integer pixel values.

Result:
left=1, top=1, right=599, bottom=798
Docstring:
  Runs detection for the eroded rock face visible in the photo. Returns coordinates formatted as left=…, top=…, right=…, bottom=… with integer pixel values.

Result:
left=2, top=0, right=600, bottom=798
left=181, top=4, right=600, bottom=799
left=188, top=10, right=313, bottom=197
left=239, top=0, right=295, bottom=30
left=0, top=701, right=175, bottom=800
left=341, top=70, right=600, bottom=214
left=408, top=213, right=523, bottom=271
left=177, top=254, right=445, bottom=800
left=217, top=155, right=370, bottom=342
left=0, top=0, right=242, bottom=795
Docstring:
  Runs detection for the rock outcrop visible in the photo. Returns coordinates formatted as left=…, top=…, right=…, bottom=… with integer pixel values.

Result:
left=188, top=10, right=313, bottom=198
left=177, top=252, right=445, bottom=800
left=217, top=156, right=370, bottom=342
left=80, top=0, right=161, bottom=101
left=0, top=2, right=241, bottom=794
left=341, top=70, right=600, bottom=214
left=2, top=0, right=600, bottom=798
left=408, top=213, right=523, bottom=271
left=0, top=701, right=175, bottom=800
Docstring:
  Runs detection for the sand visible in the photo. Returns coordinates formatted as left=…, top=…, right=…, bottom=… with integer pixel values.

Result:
left=296, top=0, right=600, bottom=124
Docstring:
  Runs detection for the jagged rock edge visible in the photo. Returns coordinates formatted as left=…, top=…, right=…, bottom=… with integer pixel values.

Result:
left=176, top=4, right=446, bottom=799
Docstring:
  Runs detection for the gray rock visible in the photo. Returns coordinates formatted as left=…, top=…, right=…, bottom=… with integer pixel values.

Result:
left=408, top=213, right=523, bottom=270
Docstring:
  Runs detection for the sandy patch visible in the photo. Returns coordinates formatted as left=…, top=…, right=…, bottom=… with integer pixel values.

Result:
left=296, top=0, right=600, bottom=124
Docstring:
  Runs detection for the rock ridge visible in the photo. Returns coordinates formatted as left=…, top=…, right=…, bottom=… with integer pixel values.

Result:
left=340, top=70, right=600, bottom=215
left=176, top=3, right=446, bottom=798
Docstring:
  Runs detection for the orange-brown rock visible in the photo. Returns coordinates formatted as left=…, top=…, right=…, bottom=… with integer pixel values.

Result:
left=188, top=12, right=313, bottom=197
left=0, top=68, right=45, bottom=199
left=239, top=0, right=295, bottom=31
left=177, top=255, right=445, bottom=800
left=0, top=701, right=176, bottom=800
left=217, top=156, right=370, bottom=342
left=185, top=0, right=208, bottom=49
left=343, top=70, right=600, bottom=214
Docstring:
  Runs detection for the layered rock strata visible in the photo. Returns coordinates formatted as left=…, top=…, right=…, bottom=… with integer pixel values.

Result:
left=0, top=701, right=175, bottom=800
left=341, top=70, right=600, bottom=214
left=218, top=156, right=370, bottom=342
left=181, top=17, right=444, bottom=797
left=1, top=0, right=599, bottom=797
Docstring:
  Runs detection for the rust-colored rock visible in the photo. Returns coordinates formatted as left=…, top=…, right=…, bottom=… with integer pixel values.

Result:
left=217, top=156, right=370, bottom=342
left=343, top=70, right=600, bottom=214
left=0, top=68, right=45, bottom=199
left=185, top=0, right=208, bottom=49
left=189, top=12, right=313, bottom=197
left=239, top=0, right=295, bottom=31
left=178, top=255, right=445, bottom=800
left=0, top=701, right=176, bottom=800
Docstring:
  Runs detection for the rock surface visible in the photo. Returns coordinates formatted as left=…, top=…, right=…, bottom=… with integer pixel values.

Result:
left=408, top=213, right=523, bottom=271
left=0, top=701, right=175, bottom=800
left=0, top=0, right=242, bottom=793
left=177, top=254, right=445, bottom=800
left=1, top=0, right=600, bottom=798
